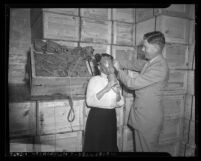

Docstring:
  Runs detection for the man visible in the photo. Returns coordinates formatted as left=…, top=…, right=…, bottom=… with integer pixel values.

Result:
left=113, top=31, right=169, bottom=152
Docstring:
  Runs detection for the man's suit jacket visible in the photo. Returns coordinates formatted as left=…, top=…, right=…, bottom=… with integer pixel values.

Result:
left=118, top=54, right=169, bottom=132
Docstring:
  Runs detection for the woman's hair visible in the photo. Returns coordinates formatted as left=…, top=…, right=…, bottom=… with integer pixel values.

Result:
left=143, top=31, right=165, bottom=50
left=93, top=53, right=114, bottom=75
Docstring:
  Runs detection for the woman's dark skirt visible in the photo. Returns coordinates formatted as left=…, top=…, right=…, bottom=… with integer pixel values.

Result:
left=83, top=107, right=119, bottom=152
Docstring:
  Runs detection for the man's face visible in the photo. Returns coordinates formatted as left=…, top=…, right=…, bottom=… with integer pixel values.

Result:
left=142, top=40, right=159, bottom=60
left=99, top=57, right=114, bottom=75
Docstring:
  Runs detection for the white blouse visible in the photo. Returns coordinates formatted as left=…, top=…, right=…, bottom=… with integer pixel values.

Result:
left=86, top=73, right=124, bottom=109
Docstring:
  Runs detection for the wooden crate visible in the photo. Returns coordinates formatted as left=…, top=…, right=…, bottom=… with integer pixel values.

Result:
left=136, top=18, right=155, bottom=45
left=185, top=94, right=195, bottom=121
left=156, top=15, right=190, bottom=44
left=161, top=95, right=185, bottom=118
left=112, top=8, right=135, bottom=23
left=135, top=8, right=154, bottom=23
left=163, top=70, right=187, bottom=95
left=163, top=43, right=188, bottom=69
left=183, top=118, right=195, bottom=146
left=81, top=18, right=112, bottom=44
left=122, top=125, right=134, bottom=152
left=29, top=46, right=90, bottom=97
left=31, top=11, right=80, bottom=41
left=187, top=70, right=194, bottom=95
left=10, top=136, right=35, bottom=152
left=159, top=117, right=183, bottom=144
left=113, top=21, right=134, bottom=46
left=9, top=102, right=36, bottom=138
left=154, top=4, right=193, bottom=19
left=124, top=97, right=134, bottom=125
left=37, top=99, right=84, bottom=135
left=157, top=141, right=180, bottom=156
left=80, top=8, right=111, bottom=20
left=35, top=131, right=83, bottom=152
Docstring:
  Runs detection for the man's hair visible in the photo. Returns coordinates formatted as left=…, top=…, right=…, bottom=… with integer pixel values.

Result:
left=143, top=31, right=165, bottom=50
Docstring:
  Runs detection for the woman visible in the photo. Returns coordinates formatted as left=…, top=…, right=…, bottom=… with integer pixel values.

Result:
left=83, top=53, right=124, bottom=152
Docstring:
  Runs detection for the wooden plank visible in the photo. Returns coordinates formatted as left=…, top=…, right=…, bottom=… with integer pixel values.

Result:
left=183, top=118, right=195, bottom=146
left=80, top=8, right=111, bottom=20
left=10, top=137, right=35, bottom=152
left=117, top=126, right=123, bottom=152
left=188, top=42, right=195, bottom=69
left=136, top=18, right=155, bottom=45
left=156, top=15, right=190, bottom=44
left=187, top=70, right=194, bottom=95
left=35, top=131, right=83, bottom=152
left=163, top=43, right=188, bottom=69
left=113, top=21, right=134, bottom=46
left=163, top=70, right=187, bottom=95
left=31, top=13, right=43, bottom=41
left=81, top=18, right=112, bottom=44
left=189, top=20, right=195, bottom=44
left=112, top=8, right=134, bottom=23
left=185, top=95, right=195, bottom=121
left=161, top=95, right=185, bottom=118
left=116, top=106, right=124, bottom=128
left=37, top=99, right=84, bottom=135
left=43, top=12, right=80, bottom=41
left=135, top=8, right=154, bottom=23
left=157, top=141, right=180, bottom=156
left=188, top=4, right=195, bottom=20
left=80, top=42, right=111, bottom=55
left=9, top=102, right=36, bottom=138
left=124, top=97, right=134, bottom=125
left=179, top=141, right=196, bottom=156
left=154, top=4, right=192, bottom=19
left=43, top=8, right=79, bottom=16
left=122, top=125, right=134, bottom=152
left=159, top=117, right=183, bottom=144
left=30, top=9, right=42, bottom=27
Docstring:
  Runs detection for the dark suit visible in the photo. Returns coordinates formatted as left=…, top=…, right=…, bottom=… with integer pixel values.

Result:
left=118, top=54, right=169, bottom=152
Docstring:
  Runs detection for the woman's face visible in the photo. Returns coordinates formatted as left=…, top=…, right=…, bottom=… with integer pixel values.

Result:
left=99, top=56, right=114, bottom=75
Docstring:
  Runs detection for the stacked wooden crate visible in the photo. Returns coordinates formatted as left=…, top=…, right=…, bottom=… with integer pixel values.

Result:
left=9, top=9, right=31, bottom=84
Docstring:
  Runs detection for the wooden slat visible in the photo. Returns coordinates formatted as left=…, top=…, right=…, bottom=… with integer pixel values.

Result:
left=163, top=70, right=187, bottom=95
left=112, top=8, right=134, bottom=23
left=124, top=96, right=134, bottom=125
left=80, top=8, right=111, bottom=20
left=183, top=118, right=195, bottom=146
left=30, top=9, right=43, bottom=27
left=81, top=18, right=112, bottom=44
left=189, top=20, right=195, bottom=44
left=156, top=15, right=190, bottom=44
left=154, top=4, right=192, bottom=19
left=161, top=95, right=185, bottom=118
left=37, top=99, right=84, bottom=135
left=135, top=8, right=154, bottom=23
left=10, top=137, right=35, bottom=152
left=122, top=125, right=134, bottom=152
left=113, top=21, right=134, bottom=46
left=43, top=8, right=79, bottom=16
left=35, top=131, right=83, bottom=152
left=116, top=106, right=124, bottom=128
left=43, top=12, right=80, bottom=41
left=179, top=141, right=196, bottom=156
left=9, top=102, right=36, bottom=138
left=185, top=94, right=195, bottom=121
left=188, top=42, right=195, bottom=69
left=163, top=43, right=188, bottom=69
left=136, top=18, right=155, bottom=45
left=80, top=42, right=111, bottom=55
left=187, top=70, right=194, bottom=95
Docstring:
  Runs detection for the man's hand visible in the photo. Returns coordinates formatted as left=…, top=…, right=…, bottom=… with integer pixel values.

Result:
left=113, top=59, right=121, bottom=72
